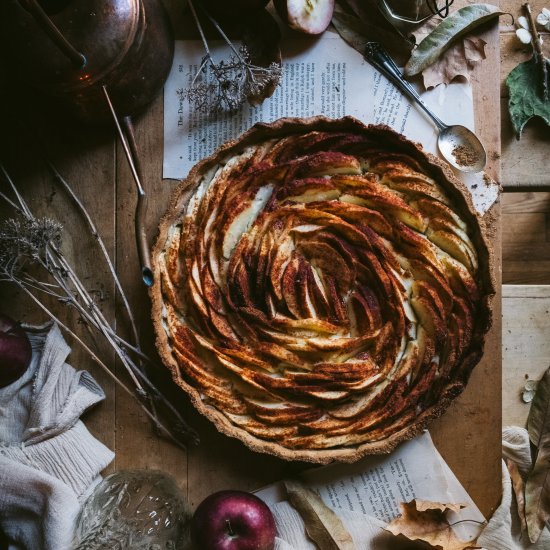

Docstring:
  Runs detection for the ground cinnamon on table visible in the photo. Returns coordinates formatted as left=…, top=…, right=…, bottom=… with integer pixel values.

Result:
left=452, top=144, right=479, bottom=167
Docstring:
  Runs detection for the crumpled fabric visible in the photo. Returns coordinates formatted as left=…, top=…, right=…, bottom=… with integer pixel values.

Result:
left=0, top=322, right=114, bottom=550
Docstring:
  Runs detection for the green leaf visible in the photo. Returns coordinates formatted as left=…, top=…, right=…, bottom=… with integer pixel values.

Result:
left=507, top=56, right=550, bottom=139
left=404, top=4, right=504, bottom=77
left=525, top=366, right=550, bottom=543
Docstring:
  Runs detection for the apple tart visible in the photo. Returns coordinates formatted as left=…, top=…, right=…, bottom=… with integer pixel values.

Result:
left=151, top=117, right=493, bottom=463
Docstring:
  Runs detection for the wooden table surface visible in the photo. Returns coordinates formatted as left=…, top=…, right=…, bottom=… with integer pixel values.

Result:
left=0, top=0, right=504, bottom=519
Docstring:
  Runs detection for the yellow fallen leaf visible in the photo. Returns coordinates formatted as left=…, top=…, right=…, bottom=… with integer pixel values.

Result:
left=385, top=499, right=482, bottom=550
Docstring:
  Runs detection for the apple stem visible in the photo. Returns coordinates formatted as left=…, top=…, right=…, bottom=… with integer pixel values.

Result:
left=226, top=519, right=235, bottom=537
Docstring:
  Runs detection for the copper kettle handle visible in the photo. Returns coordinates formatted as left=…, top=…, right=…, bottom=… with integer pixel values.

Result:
left=18, top=0, right=86, bottom=68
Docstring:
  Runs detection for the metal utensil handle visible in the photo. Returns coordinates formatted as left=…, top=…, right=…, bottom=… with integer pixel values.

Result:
left=19, top=0, right=86, bottom=68
left=102, top=86, right=154, bottom=288
left=364, top=42, right=447, bottom=131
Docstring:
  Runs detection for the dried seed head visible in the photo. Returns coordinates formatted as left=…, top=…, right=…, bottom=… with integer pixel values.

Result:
left=0, top=217, right=63, bottom=273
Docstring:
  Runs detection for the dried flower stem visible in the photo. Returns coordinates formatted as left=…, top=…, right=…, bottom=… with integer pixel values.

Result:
left=524, top=2, right=548, bottom=100
left=184, top=0, right=281, bottom=112
left=46, top=161, right=140, bottom=349
left=0, top=163, right=200, bottom=447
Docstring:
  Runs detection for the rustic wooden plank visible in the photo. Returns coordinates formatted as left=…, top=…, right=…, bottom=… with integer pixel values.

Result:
left=503, top=284, right=550, bottom=297
left=504, top=266, right=550, bottom=284
left=501, top=191, right=550, bottom=284
left=503, top=191, right=550, bottom=213
left=112, top=94, right=192, bottom=481
left=422, top=5, right=502, bottom=516
left=503, top=212, right=546, bottom=241
left=501, top=101, right=550, bottom=190
left=503, top=284, right=550, bottom=427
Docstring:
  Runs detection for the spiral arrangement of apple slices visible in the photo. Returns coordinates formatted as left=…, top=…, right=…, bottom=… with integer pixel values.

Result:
left=153, top=118, right=492, bottom=463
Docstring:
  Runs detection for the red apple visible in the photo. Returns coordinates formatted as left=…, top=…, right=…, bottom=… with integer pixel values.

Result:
left=0, top=313, right=32, bottom=388
left=274, top=0, right=335, bottom=35
left=191, top=490, right=276, bottom=550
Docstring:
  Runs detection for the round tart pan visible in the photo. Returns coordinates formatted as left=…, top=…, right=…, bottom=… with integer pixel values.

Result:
left=150, top=116, right=494, bottom=464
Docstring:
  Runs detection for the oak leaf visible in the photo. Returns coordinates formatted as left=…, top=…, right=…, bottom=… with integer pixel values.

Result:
left=385, top=499, right=482, bottom=550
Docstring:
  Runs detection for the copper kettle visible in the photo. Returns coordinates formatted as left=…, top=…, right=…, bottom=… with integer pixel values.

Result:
left=1, top=0, right=174, bottom=124
left=0, top=0, right=175, bottom=285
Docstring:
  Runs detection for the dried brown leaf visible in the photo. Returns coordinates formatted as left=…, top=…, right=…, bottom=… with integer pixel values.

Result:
left=284, top=479, right=356, bottom=550
left=331, top=1, right=412, bottom=64
left=525, top=366, right=550, bottom=543
left=421, top=36, right=487, bottom=89
left=405, top=4, right=503, bottom=77
left=525, top=460, right=550, bottom=543
left=414, top=500, right=466, bottom=514
left=528, top=366, right=550, bottom=450
left=385, top=500, right=482, bottom=550
left=505, top=458, right=527, bottom=533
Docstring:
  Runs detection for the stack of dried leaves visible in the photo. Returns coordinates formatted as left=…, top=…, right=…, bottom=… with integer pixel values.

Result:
left=333, top=2, right=504, bottom=90
left=507, top=366, right=550, bottom=543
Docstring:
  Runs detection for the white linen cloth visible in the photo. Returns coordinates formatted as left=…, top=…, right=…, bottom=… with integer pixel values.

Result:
left=0, top=322, right=114, bottom=550
left=272, top=427, right=550, bottom=549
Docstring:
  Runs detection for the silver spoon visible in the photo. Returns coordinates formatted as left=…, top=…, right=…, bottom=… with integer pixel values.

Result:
left=363, top=42, right=487, bottom=173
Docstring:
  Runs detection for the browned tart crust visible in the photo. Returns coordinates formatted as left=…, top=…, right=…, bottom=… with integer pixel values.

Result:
left=151, top=116, right=494, bottom=464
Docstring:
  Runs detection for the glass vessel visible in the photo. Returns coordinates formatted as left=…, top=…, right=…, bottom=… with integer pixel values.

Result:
left=73, top=470, right=191, bottom=550
left=378, top=0, right=453, bottom=31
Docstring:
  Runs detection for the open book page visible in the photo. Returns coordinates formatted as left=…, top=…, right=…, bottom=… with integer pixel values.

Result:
left=163, top=32, right=498, bottom=213
left=255, top=431, right=485, bottom=542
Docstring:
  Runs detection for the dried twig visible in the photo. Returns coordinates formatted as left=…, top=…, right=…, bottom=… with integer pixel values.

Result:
left=524, top=2, right=548, bottom=100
